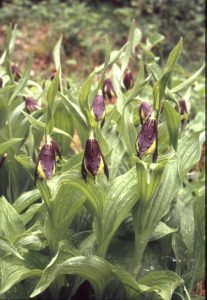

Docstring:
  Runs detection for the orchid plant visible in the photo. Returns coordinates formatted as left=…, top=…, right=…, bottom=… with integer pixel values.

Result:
left=0, top=22, right=205, bottom=300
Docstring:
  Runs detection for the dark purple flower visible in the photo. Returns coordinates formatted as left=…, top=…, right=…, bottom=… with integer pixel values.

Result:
left=0, top=77, right=3, bottom=88
left=34, top=140, right=61, bottom=183
left=0, top=153, right=7, bottom=170
left=24, top=96, right=40, bottom=114
left=136, top=116, right=158, bottom=163
left=11, top=64, right=21, bottom=81
left=49, top=69, right=57, bottom=81
left=91, top=90, right=105, bottom=127
left=82, top=138, right=109, bottom=182
left=178, top=99, right=189, bottom=127
left=102, top=78, right=116, bottom=103
left=123, top=69, right=134, bottom=90
left=139, top=101, right=152, bottom=125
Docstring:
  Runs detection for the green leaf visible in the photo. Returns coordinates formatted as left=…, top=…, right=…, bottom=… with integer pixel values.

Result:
left=125, top=74, right=151, bottom=105
left=135, top=159, right=165, bottom=203
left=22, top=111, right=74, bottom=140
left=104, top=36, right=111, bottom=69
left=0, top=138, right=22, bottom=156
left=79, top=73, right=95, bottom=113
left=53, top=36, right=62, bottom=71
left=31, top=252, right=112, bottom=298
left=0, top=25, right=17, bottom=65
left=177, top=132, right=204, bottom=178
left=121, top=20, right=136, bottom=72
left=15, top=232, right=43, bottom=251
left=153, top=38, right=183, bottom=111
left=20, top=203, right=43, bottom=226
left=99, top=167, right=138, bottom=257
left=150, top=222, right=177, bottom=241
left=187, top=196, right=205, bottom=293
left=172, top=233, right=189, bottom=278
left=13, top=189, right=41, bottom=214
left=170, top=63, right=205, bottom=94
left=163, top=101, right=180, bottom=151
left=92, top=42, right=128, bottom=75
left=133, top=158, right=181, bottom=275
left=45, top=183, right=86, bottom=253
left=9, top=55, right=33, bottom=104
left=53, top=166, right=105, bottom=221
left=15, top=155, right=35, bottom=179
left=36, top=180, right=51, bottom=211
left=137, top=271, right=183, bottom=300
left=0, top=236, right=24, bottom=259
left=0, top=254, right=42, bottom=296
left=148, top=32, right=165, bottom=48
left=0, top=196, right=25, bottom=242
left=60, top=92, right=87, bottom=126
left=46, top=71, right=60, bottom=134
left=54, top=101, right=74, bottom=155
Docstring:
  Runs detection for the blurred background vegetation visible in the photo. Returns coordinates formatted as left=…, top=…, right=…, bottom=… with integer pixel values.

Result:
left=0, top=0, right=205, bottom=81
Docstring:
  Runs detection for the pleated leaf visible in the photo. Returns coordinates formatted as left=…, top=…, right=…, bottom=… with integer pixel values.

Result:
left=0, top=236, right=24, bottom=259
left=0, top=196, right=25, bottom=242
left=170, top=63, right=205, bottom=93
left=99, top=167, right=139, bottom=257
left=150, top=222, right=177, bottom=241
left=9, top=55, right=33, bottom=104
left=45, top=71, right=60, bottom=134
left=153, top=38, right=183, bottom=111
left=177, top=131, right=204, bottom=178
left=137, top=271, right=184, bottom=300
left=163, top=101, right=180, bottom=151
left=13, top=189, right=40, bottom=213
left=45, top=183, right=86, bottom=253
left=133, top=158, right=181, bottom=275
left=31, top=248, right=112, bottom=299
left=0, top=138, right=22, bottom=156
left=0, top=254, right=42, bottom=296
left=22, top=111, right=74, bottom=140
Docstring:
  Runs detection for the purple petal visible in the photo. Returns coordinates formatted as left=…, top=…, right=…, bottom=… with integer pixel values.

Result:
left=123, top=70, right=134, bottom=90
left=92, top=94, right=105, bottom=121
left=24, top=96, right=40, bottom=114
left=103, top=78, right=116, bottom=101
left=137, top=117, right=157, bottom=158
left=84, top=139, right=102, bottom=177
left=139, top=102, right=152, bottom=125
left=38, top=144, right=56, bottom=179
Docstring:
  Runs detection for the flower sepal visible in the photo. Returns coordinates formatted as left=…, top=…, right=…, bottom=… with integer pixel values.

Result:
left=34, top=138, right=61, bottom=184
left=136, top=114, right=158, bottom=163
left=90, top=90, right=106, bottom=128
left=82, top=137, right=109, bottom=182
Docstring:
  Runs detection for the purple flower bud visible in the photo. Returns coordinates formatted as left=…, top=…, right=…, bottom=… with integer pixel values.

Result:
left=24, top=96, right=40, bottom=114
left=136, top=116, right=158, bottom=163
left=91, top=90, right=105, bottom=127
left=0, top=77, right=3, bottom=88
left=0, top=153, right=7, bottom=170
left=49, top=69, right=57, bottom=81
left=123, top=69, right=134, bottom=90
left=82, top=138, right=109, bottom=182
left=178, top=99, right=189, bottom=127
left=139, top=101, right=152, bottom=125
left=102, top=78, right=116, bottom=103
left=34, top=140, right=61, bottom=183
left=11, top=64, right=21, bottom=81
